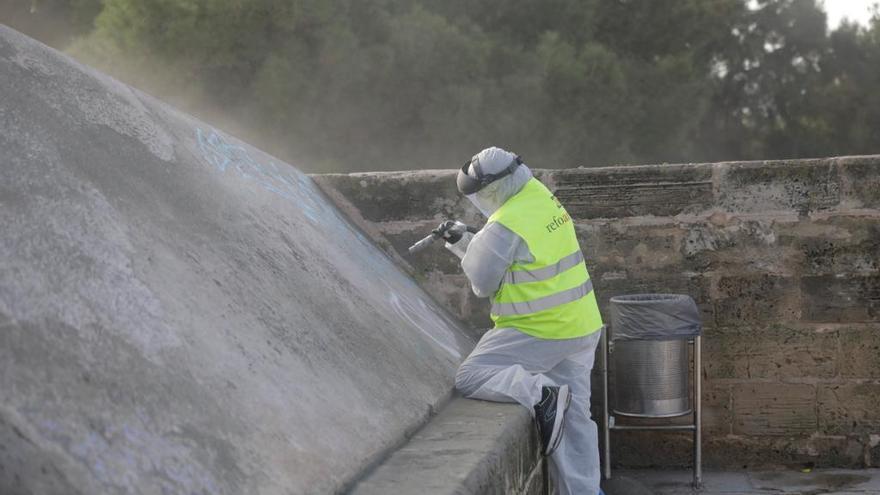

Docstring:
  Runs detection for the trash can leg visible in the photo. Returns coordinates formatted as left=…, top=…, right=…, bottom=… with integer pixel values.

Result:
left=694, top=335, right=702, bottom=489
left=601, top=326, right=611, bottom=480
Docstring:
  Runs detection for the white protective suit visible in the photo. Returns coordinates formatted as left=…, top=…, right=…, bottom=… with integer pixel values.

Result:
left=449, top=147, right=602, bottom=495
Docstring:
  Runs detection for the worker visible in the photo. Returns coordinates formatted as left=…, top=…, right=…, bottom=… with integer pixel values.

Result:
left=436, top=146, right=605, bottom=495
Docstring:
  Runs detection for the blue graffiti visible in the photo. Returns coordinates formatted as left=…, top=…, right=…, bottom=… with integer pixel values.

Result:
left=198, top=129, right=380, bottom=259
left=195, top=127, right=325, bottom=223
left=195, top=127, right=382, bottom=250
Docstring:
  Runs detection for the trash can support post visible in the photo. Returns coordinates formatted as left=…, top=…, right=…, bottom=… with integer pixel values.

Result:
left=694, top=335, right=703, bottom=489
left=601, top=325, right=611, bottom=481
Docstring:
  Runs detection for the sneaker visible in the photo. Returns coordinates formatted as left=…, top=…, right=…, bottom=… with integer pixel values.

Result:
left=533, top=384, right=571, bottom=456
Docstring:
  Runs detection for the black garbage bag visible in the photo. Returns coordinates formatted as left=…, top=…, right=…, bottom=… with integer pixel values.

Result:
left=610, top=294, right=701, bottom=341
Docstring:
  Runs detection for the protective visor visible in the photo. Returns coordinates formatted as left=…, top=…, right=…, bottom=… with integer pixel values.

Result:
left=456, top=155, right=522, bottom=195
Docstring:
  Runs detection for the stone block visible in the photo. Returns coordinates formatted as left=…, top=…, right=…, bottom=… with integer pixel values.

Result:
left=839, top=327, right=880, bottom=378
left=702, top=325, right=836, bottom=380
left=680, top=219, right=793, bottom=274
left=714, top=275, right=801, bottom=326
left=703, top=434, right=865, bottom=469
left=313, top=171, right=482, bottom=223
left=576, top=222, right=684, bottom=275
left=701, top=328, right=752, bottom=379
left=703, top=435, right=794, bottom=469
left=802, top=275, right=880, bottom=323
left=745, top=326, right=838, bottom=379
left=818, top=383, right=880, bottom=436
left=545, top=164, right=714, bottom=219
left=799, top=236, right=880, bottom=276
left=838, top=157, right=880, bottom=209
left=702, top=381, right=733, bottom=436
left=780, top=217, right=880, bottom=276
left=806, top=435, right=868, bottom=468
left=870, top=435, right=880, bottom=468
left=732, top=383, right=817, bottom=436
left=575, top=223, right=611, bottom=271
left=717, top=160, right=840, bottom=215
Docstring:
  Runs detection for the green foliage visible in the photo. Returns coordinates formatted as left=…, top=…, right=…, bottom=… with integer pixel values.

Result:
left=18, top=0, right=880, bottom=171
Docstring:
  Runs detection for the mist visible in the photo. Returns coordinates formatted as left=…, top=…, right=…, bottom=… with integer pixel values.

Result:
left=5, top=0, right=879, bottom=173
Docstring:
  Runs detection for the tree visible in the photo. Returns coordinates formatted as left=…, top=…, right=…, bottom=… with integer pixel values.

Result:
left=13, top=0, right=878, bottom=171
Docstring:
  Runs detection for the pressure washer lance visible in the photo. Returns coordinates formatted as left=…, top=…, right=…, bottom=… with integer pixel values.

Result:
left=407, top=221, right=478, bottom=254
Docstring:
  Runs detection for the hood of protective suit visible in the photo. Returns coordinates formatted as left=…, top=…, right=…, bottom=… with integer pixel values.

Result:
left=464, top=147, right=533, bottom=217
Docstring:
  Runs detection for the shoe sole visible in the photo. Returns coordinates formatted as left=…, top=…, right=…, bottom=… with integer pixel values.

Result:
left=545, top=384, right=571, bottom=456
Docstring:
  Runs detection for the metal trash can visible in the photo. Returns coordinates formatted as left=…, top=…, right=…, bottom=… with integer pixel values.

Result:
left=601, top=293, right=703, bottom=487
left=612, top=338, right=690, bottom=417
left=610, top=294, right=699, bottom=418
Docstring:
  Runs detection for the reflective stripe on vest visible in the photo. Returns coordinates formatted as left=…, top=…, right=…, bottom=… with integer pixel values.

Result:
left=491, top=279, right=594, bottom=316
left=502, top=250, right=584, bottom=285
left=487, top=178, right=603, bottom=340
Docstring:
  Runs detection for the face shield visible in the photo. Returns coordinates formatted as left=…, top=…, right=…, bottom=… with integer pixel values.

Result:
left=466, top=190, right=499, bottom=218
left=456, top=155, right=522, bottom=196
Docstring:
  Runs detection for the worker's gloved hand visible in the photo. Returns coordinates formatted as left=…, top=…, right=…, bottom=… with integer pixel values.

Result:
left=435, top=220, right=474, bottom=260
left=433, top=220, right=469, bottom=244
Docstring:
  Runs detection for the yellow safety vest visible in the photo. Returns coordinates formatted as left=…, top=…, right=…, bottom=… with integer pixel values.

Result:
left=488, top=178, right=603, bottom=339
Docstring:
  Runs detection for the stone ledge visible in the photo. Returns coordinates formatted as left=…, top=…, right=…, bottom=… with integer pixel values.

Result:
left=350, top=397, right=544, bottom=495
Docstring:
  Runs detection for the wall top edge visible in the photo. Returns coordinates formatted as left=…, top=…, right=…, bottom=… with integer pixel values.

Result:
left=312, top=155, right=880, bottom=178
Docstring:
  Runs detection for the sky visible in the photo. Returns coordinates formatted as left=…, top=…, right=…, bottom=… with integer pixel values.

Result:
left=823, top=0, right=877, bottom=28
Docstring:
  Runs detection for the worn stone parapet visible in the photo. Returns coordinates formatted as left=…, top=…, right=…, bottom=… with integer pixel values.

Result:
left=313, top=155, right=880, bottom=469
left=350, top=398, right=544, bottom=495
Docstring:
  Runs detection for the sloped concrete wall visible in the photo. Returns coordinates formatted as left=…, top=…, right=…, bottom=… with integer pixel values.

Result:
left=314, top=155, right=880, bottom=469
left=0, top=26, right=477, bottom=495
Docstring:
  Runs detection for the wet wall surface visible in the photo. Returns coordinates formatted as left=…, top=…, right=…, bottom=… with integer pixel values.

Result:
left=0, top=26, right=475, bottom=495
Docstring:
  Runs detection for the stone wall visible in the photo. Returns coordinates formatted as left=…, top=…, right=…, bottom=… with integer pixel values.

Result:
left=313, top=156, right=880, bottom=469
